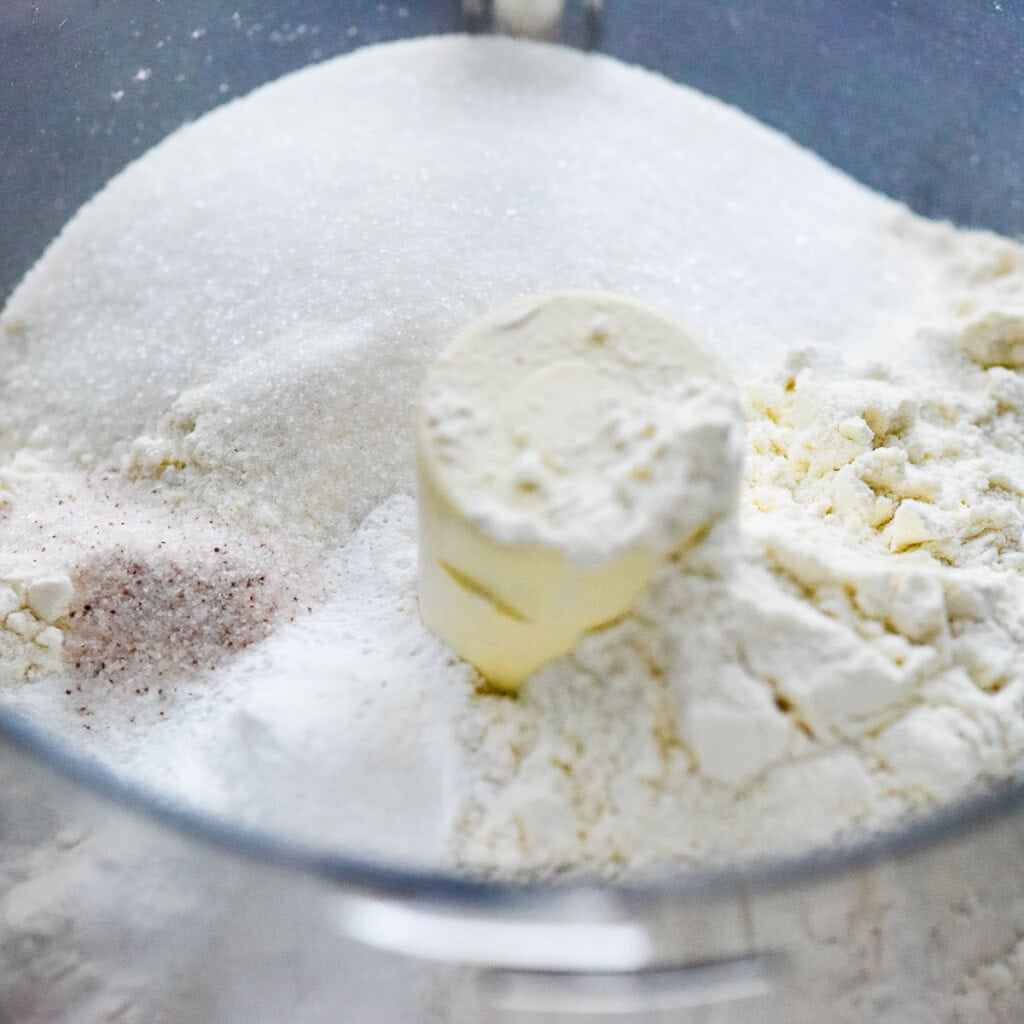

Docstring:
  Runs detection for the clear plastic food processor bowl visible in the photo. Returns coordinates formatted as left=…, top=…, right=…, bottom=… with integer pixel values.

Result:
left=2, top=3, right=1023, bottom=1022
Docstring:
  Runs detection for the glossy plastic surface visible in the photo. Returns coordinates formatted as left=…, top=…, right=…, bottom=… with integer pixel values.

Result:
left=2, top=3, right=1024, bottom=1022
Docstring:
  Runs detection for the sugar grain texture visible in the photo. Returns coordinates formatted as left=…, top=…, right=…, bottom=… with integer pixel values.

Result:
left=3, top=34, right=1024, bottom=1023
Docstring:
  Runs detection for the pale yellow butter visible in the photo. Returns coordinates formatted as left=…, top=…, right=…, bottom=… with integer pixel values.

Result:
left=416, top=292, right=742, bottom=691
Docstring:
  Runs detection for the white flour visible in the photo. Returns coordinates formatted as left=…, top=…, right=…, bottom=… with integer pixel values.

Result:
left=1, top=32, right=1024, bottom=1024
left=454, top=330, right=1024, bottom=876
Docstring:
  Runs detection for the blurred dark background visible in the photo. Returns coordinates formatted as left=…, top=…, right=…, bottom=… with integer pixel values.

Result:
left=2, top=0, right=1022, bottom=305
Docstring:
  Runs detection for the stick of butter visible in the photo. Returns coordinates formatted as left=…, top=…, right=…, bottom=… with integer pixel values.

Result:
left=417, top=291, right=742, bottom=692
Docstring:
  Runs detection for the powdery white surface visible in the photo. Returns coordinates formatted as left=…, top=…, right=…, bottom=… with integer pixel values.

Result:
left=164, top=497, right=472, bottom=862
left=419, top=292, right=744, bottom=562
left=0, top=32, right=973, bottom=854
left=1, top=32, right=1024, bottom=1024
left=454, top=337, right=1024, bottom=876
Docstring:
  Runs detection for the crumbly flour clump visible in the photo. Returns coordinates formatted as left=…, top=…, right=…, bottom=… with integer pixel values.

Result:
left=1, top=32, right=1024, bottom=1024
left=456, top=314, right=1024, bottom=875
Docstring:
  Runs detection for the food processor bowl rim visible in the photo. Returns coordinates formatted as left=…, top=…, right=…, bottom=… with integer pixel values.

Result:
left=3, top=702, right=1021, bottom=908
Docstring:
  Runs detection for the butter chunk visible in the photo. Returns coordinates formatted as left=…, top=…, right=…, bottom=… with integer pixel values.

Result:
left=416, top=291, right=742, bottom=691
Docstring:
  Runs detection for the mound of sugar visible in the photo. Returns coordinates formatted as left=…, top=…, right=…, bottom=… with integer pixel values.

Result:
left=1, top=35, right=1021, bottom=873
left=2, top=37, right=944, bottom=559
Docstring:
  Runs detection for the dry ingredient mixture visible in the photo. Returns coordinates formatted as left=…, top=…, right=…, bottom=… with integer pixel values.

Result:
left=2, top=32, right=1024, bottom=1024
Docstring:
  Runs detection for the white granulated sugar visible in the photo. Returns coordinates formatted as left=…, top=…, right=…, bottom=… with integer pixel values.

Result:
left=158, top=495, right=471, bottom=863
left=2, top=32, right=1024, bottom=1024
left=1, top=36, right=943, bottom=552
